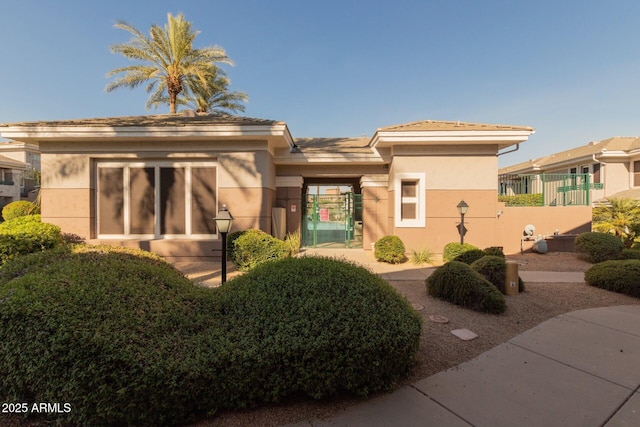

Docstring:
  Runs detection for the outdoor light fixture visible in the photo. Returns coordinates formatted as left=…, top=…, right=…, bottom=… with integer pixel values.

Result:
left=214, top=204, right=234, bottom=283
left=456, top=200, right=469, bottom=244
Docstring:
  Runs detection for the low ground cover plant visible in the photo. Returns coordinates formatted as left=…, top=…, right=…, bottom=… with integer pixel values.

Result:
left=575, top=231, right=624, bottom=263
left=584, top=259, right=640, bottom=298
left=426, top=261, right=506, bottom=314
left=410, top=247, right=434, bottom=265
left=374, top=235, right=406, bottom=263
left=227, top=228, right=289, bottom=271
left=0, top=249, right=421, bottom=426
left=1, top=200, right=38, bottom=221
left=442, top=242, right=479, bottom=263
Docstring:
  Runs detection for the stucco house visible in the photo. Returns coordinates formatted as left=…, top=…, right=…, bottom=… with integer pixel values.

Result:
left=0, top=141, right=41, bottom=200
left=499, top=136, right=640, bottom=204
left=0, top=153, right=27, bottom=212
left=0, top=113, right=592, bottom=258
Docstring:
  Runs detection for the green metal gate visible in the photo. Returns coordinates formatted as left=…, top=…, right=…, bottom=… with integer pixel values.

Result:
left=302, top=193, right=363, bottom=248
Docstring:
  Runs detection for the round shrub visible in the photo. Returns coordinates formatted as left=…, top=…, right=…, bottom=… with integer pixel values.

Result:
left=575, top=232, right=624, bottom=263
left=585, top=259, right=640, bottom=298
left=620, top=248, right=640, bottom=260
left=453, top=248, right=486, bottom=264
left=426, top=261, right=506, bottom=314
left=216, top=256, right=422, bottom=405
left=442, top=242, right=480, bottom=262
left=374, top=235, right=406, bottom=264
left=483, top=246, right=505, bottom=258
left=1, top=200, right=37, bottom=221
left=471, top=255, right=507, bottom=293
left=0, top=215, right=63, bottom=265
left=0, top=245, right=218, bottom=426
left=228, top=228, right=290, bottom=271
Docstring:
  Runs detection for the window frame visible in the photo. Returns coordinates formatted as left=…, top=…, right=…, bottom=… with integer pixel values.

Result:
left=96, top=161, right=218, bottom=239
left=394, top=172, right=426, bottom=228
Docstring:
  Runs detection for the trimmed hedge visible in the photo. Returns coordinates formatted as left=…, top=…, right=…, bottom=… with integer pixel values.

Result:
left=471, top=255, right=507, bottom=293
left=374, top=235, right=406, bottom=264
left=498, top=193, right=543, bottom=206
left=0, top=246, right=213, bottom=426
left=0, top=215, right=63, bottom=265
left=620, top=249, right=640, bottom=260
left=0, top=249, right=421, bottom=426
left=483, top=247, right=505, bottom=258
left=584, top=259, right=640, bottom=298
left=426, top=261, right=506, bottom=314
left=442, top=242, right=480, bottom=263
left=575, top=232, right=624, bottom=263
left=227, top=229, right=290, bottom=272
left=453, top=248, right=486, bottom=265
left=215, top=256, right=422, bottom=405
left=1, top=200, right=38, bottom=221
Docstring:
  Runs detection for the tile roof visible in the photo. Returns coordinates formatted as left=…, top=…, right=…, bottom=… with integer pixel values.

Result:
left=377, top=120, right=534, bottom=132
left=0, top=112, right=284, bottom=128
left=293, top=137, right=372, bottom=153
left=500, top=136, right=640, bottom=174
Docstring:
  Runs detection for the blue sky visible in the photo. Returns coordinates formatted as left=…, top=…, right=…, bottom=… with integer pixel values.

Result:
left=1, top=0, right=640, bottom=166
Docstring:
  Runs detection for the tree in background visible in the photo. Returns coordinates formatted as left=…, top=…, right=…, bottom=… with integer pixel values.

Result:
left=592, top=197, right=640, bottom=248
left=106, top=13, right=246, bottom=114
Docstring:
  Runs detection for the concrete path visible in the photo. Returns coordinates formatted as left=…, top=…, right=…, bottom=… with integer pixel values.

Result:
left=289, top=305, right=640, bottom=427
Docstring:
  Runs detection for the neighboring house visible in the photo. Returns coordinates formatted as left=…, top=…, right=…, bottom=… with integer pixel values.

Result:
left=0, top=114, right=591, bottom=258
left=0, top=141, right=41, bottom=199
left=499, top=136, right=640, bottom=204
left=0, top=153, right=28, bottom=212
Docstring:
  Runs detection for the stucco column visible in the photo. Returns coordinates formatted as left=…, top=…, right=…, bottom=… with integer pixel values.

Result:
left=275, top=176, right=303, bottom=234
left=360, top=174, right=389, bottom=250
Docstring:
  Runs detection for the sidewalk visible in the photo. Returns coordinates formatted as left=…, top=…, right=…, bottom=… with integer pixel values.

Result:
left=174, top=249, right=640, bottom=426
left=288, top=305, right=640, bottom=427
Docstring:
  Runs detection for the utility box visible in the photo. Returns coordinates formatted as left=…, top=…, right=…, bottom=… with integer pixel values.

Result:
left=505, top=261, right=519, bottom=296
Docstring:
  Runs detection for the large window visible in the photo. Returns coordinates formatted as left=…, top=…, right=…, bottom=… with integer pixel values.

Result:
left=97, top=162, right=217, bottom=238
left=394, top=173, right=425, bottom=228
left=634, top=161, right=640, bottom=187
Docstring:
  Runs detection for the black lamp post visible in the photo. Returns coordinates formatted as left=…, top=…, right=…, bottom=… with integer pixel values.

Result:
left=456, top=200, right=469, bottom=244
left=214, top=204, right=234, bottom=283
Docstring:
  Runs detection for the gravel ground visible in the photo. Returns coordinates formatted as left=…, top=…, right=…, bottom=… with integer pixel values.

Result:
left=196, top=252, right=640, bottom=427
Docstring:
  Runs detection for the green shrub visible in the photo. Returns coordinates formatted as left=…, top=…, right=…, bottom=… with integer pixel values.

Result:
left=426, top=261, right=506, bottom=314
left=585, top=259, right=640, bottom=298
left=216, top=256, right=422, bottom=405
left=284, top=229, right=301, bottom=256
left=374, top=235, right=406, bottom=264
left=471, top=255, right=507, bottom=293
left=575, top=232, right=624, bottom=263
left=0, top=215, right=63, bottom=265
left=442, top=242, right=480, bottom=263
left=410, top=247, right=434, bottom=265
left=228, top=229, right=290, bottom=271
left=453, top=248, right=486, bottom=264
left=0, top=245, right=216, bottom=426
left=498, top=193, right=543, bottom=206
left=1, top=200, right=38, bottom=221
left=620, top=248, right=640, bottom=260
left=483, top=246, right=505, bottom=258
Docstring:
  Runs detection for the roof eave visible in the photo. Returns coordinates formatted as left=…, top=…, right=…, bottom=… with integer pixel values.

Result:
left=370, top=129, right=535, bottom=149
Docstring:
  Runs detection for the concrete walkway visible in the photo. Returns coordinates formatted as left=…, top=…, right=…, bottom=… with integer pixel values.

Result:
left=288, top=305, right=640, bottom=427
left=175, top=249, right=639, bottom=426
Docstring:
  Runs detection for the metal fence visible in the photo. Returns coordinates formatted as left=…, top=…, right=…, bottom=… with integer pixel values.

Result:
left=498, top=173, right=602, bottom=206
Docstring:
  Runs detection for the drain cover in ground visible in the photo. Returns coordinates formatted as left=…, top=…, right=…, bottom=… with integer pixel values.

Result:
left=411, top=303, right=425, bottom=311
left=428, top=314, right=449, bottom=323
left=451, top=329, right=478, bottom=341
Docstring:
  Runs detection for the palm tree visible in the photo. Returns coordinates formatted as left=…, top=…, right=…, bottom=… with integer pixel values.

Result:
left=188, top=70, right=248, bottom=113
left=105, top=13, right=233, bottom=114
left=149, top=68, right=248, bottom=114
left=593, top=197, right=640, bottom=248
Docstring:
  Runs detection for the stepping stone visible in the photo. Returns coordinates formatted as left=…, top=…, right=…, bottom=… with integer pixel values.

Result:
left=451, top=328, right=478, bottom=341
left=428, top=314, right=449, bottom=323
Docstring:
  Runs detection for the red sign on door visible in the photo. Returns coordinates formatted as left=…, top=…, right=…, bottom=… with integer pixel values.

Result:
left=319, top=208, right=329, bottom=221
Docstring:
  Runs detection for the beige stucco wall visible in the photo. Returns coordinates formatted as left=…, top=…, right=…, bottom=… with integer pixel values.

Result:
left=39, top=140, right=275, bottom=257
left=497, top=204, right=592, bottom=254
left=603, top=162, right=632, bottom=196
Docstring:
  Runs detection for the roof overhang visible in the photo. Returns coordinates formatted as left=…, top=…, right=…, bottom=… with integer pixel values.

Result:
left=0, top=121, right=295, bottom=150
left=0, top=154, right=28, bottom=170
left=370, top=129, right=535, bottom=150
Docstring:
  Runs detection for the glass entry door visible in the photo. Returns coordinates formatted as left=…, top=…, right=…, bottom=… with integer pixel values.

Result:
left=302, top=192, right=362, bottom=248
